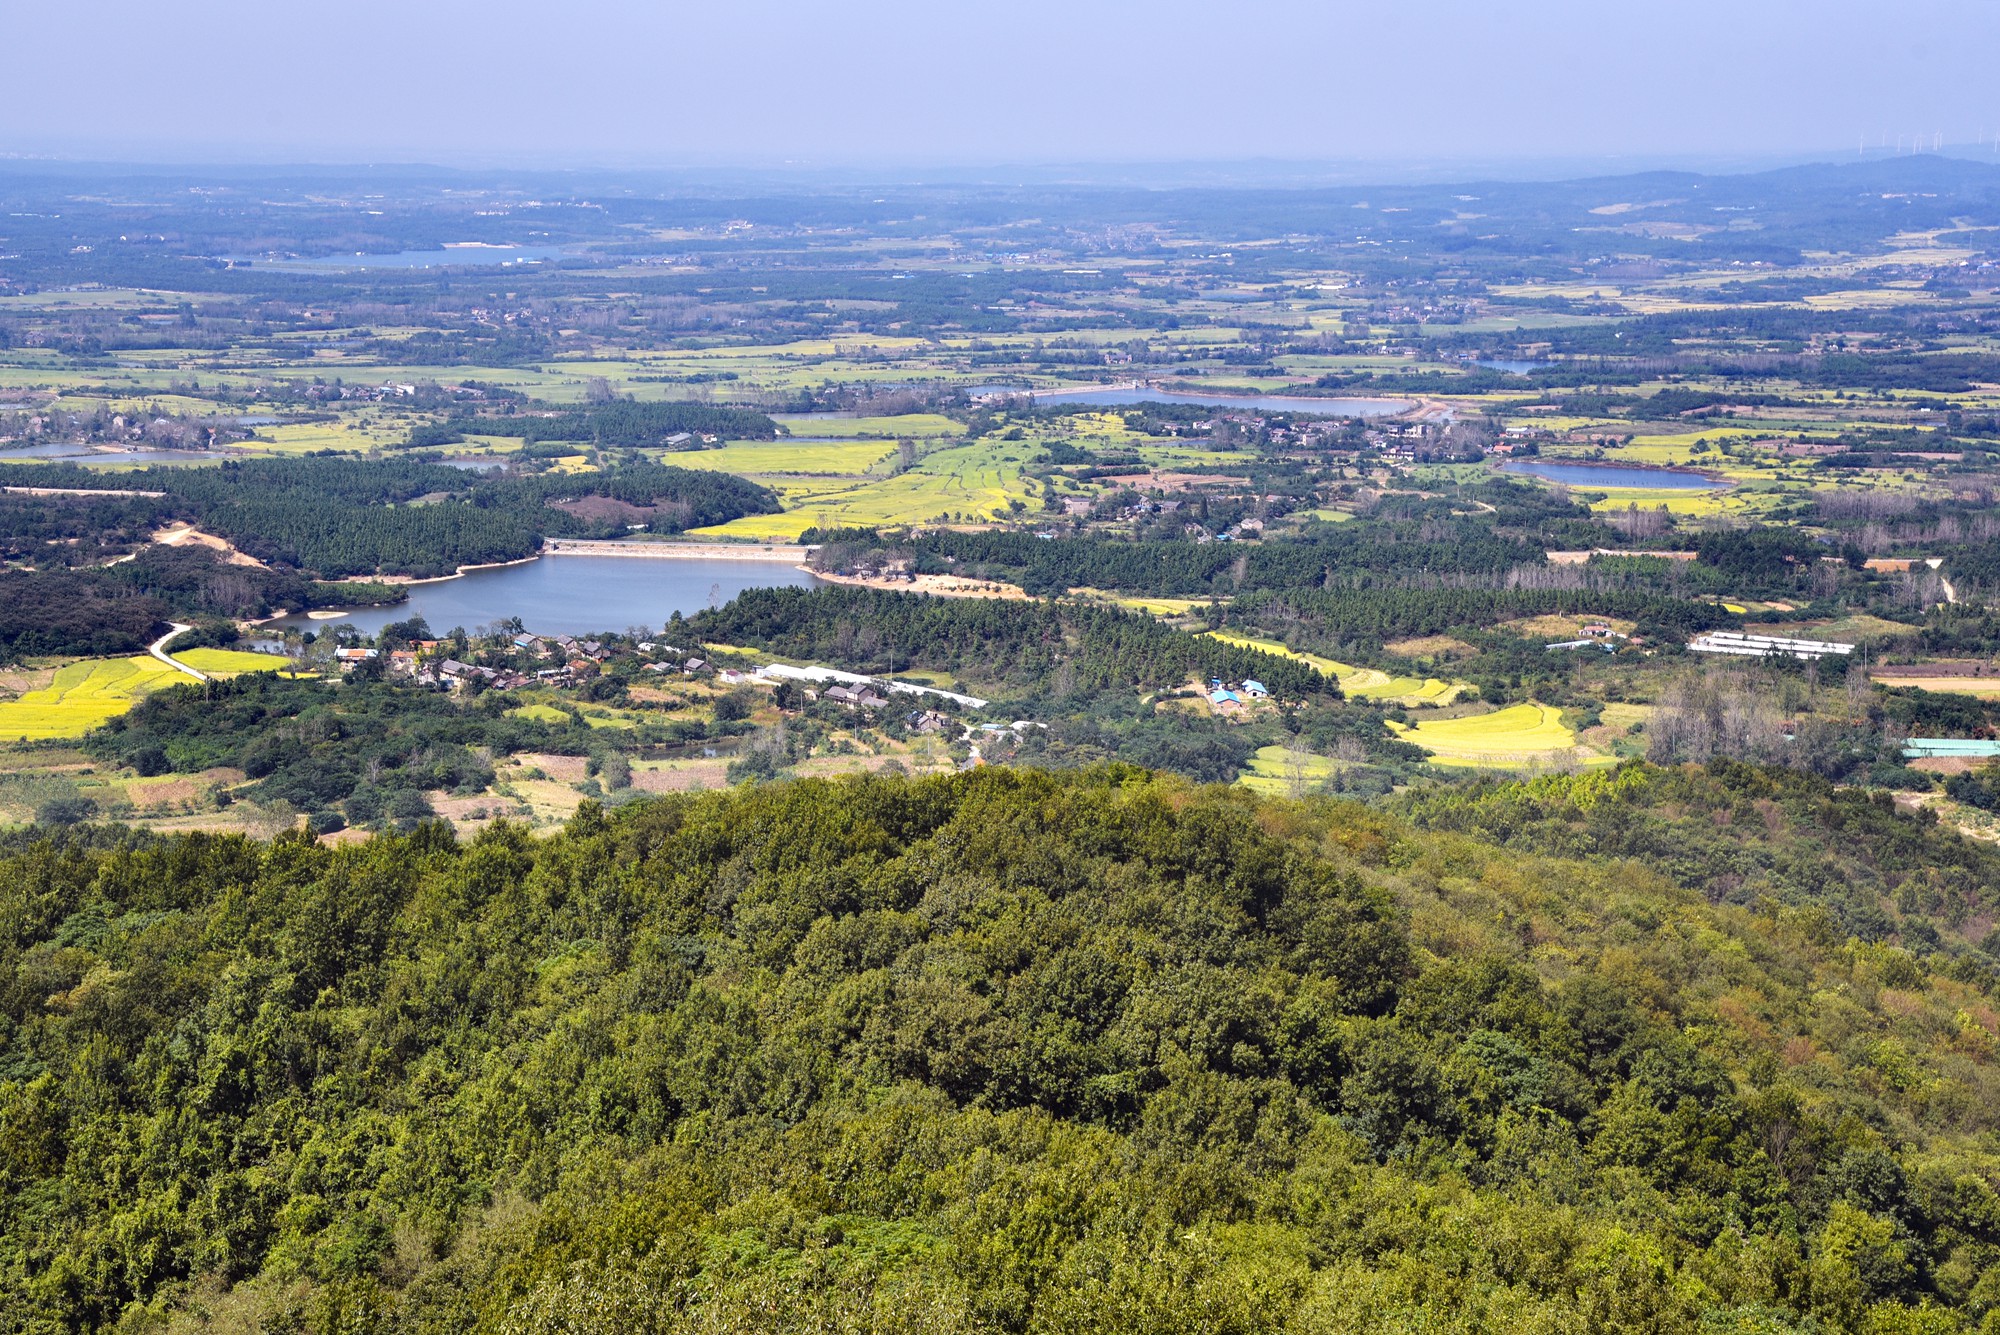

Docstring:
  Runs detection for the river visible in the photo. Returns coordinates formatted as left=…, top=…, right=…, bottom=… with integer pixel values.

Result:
left=268, top=554, right=822, bottom=638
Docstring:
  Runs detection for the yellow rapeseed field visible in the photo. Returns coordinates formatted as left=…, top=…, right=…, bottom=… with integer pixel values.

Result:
left=0, top=650, right=293, bottom=741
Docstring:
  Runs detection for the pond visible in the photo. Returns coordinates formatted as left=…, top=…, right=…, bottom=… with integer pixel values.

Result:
left=266, top=554, right=822, bottom=638
left=1500, top=460, right=1724, bottom=490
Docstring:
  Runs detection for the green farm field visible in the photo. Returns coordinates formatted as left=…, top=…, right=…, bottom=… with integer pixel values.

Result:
left=775, top=412, right=964, bottom=438
left=672, top=439, right=897, bottom=475
left=693, top=439, right=1039, bottom=538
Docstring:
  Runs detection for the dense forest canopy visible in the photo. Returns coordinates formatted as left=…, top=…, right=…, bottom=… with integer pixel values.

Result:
left=2, top=767, right=2000, bottom=1331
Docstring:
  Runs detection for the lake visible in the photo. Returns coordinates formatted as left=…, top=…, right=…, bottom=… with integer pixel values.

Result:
left=266, top=554, right=822, bottom=638
left=0, top=445, right=233, bottom=466
left=235, top=245, right=563, bottom=271
left=1501, top=460, right=1723, bottom=490
left=1015, top=387, right=1412, bottom=416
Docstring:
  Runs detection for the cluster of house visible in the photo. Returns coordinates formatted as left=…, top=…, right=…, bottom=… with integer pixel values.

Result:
left=328, top=631, right=724, bottom=694
left=821, top=683, right=892, bottom=709
left=1545, top=623, right=1636, bottom=652
left=325, top=628, right=995, bottom=727
left=343, top=641, right=545, bottom=690
left=1207, top=677, right=1270, bottom=714
left=290, top=380, right=497, bottom=404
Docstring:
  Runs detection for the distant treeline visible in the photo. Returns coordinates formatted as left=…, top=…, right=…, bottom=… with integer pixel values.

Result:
left=679, top=586, right=1334, bottom=700
left=0, top=458, right=778, bottom=580
left=406, top=400, right=780, bottom=448
left=813, top=524, right=1548, bottom=599
left=1229, top=585, right=1733, bottom=647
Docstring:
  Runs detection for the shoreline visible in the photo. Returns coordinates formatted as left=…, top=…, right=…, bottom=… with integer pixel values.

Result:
left=542, top=539, right=816, bottom=561
left=339, top=554, right=543, bottom=588
left=807, top=568, right=1028, bottom=600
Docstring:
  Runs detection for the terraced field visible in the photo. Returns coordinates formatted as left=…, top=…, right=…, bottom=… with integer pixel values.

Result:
left=1386, top=702, right=1580, bottom=767
left=1235, top=745, right=1339, bottom=796
left=0, top=650, right=293, bottom=741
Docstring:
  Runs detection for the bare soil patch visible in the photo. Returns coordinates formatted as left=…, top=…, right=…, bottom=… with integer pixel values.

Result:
left=514, top=753, right=590, bottom=782
left=1098, top=472, right=1250, bottom=491
left=153, top=523, right=267, bottom=568
left=812, top=570, right=1027, bottom=600
left=1385, top=635, right=1476, bottom=659
left=632, top=761, right=729, bottom=792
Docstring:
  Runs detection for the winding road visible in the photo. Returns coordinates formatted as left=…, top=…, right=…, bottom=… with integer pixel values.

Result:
left=147, top=623, right=209, bottom=682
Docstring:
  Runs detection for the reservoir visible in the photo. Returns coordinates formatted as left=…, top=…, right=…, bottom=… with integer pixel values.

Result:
left=1500, top=460, right=1723, bottom=490
left=269, top=553, right=822, bottom=638
left=0, top=444, right=234, bottom=467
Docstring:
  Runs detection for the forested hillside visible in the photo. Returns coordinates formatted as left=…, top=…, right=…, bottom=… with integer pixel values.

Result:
left=5, top=767, right=2000, bottom=1332
left=0, top=459, right=781, bottom=581
left=0, top=547, right=400, bottom=662
left=681, top=585, right=1332, bottom=699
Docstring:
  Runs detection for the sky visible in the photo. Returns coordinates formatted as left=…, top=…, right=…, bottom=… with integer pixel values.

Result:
left=4, top=0, right=1999, bottom=175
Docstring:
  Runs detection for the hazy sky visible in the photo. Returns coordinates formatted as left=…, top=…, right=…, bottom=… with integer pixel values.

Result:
left=5, top=0, right=1998, bottom=172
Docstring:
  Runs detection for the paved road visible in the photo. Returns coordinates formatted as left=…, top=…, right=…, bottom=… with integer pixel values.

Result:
left=147, top=622, right=209, bottom=682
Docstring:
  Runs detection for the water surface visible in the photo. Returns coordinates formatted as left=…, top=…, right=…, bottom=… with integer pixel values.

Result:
left=1501, top=460, right=1723, bottom=490
left=0, top=445, right=231, bottom=466
left=234, top=245, right=563, bottom=271
left=267, top=554, right=821, bottom=638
